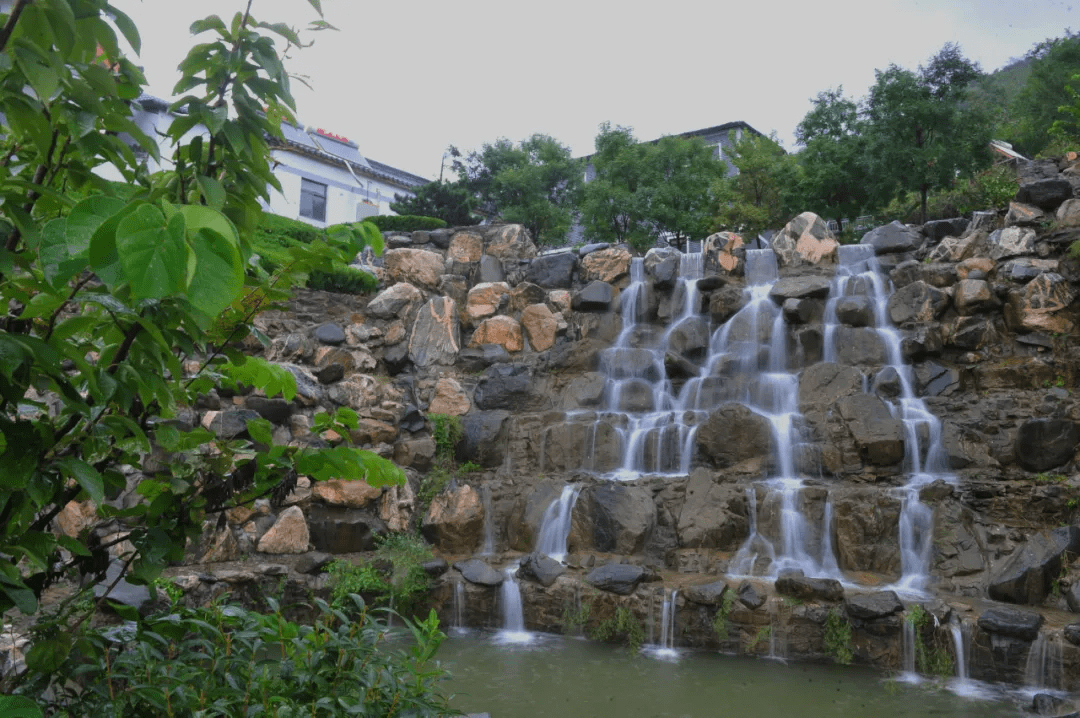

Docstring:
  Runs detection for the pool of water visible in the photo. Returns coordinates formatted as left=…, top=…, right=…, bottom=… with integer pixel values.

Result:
left=437, top=631, right=1036, bottom=718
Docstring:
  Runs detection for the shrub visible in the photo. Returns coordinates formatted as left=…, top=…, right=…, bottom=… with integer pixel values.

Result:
left=366, top=215, right=448, bottom=232
left=712, top=590, right=736, bottom=642
left=590, top=606, right=645, bottom=653
left=824, top=609, right=854, bottom=665
left=326, top=533, right=434, bottom=616
left=16, top=598, right=453, bottom=717
left=257, top=212, right=322, bottom=244
left=306, top=265, right=378, bottom=294
left=429, top=413, right=465, bottom=461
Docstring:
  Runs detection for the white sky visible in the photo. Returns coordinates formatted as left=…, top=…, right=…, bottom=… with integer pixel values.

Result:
left=114, top=0, right=1077, bottom=180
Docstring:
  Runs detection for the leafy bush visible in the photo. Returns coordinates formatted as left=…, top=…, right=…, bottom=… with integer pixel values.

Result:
left=824, top=609, right=853, bottom=665
left=15, top=597, right=453, bottom=717
left=306, top=265, right=378, bottom=294
left=429, top=413, right=465, bottom=461
left=877, top=164, right=1018, bottom=224
left=590, top=606, right=645, bottom=653
left=905, top=606, right=954, bottom=677
left=366, top=215, right=448, bottom=232
left=327, top=533, right=434, bottom=616
left=257, top=212, right=322, bottom=245
left=712, top=590, right=736, bottom=642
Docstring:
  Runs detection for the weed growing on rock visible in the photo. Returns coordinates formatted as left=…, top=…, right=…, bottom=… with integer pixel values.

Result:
left=824, top=609, right=854, bottom=665
left=712, top=590, right=736, bottom=642
left=327, top=533, right=434, bottom=616
left=562, top=602, right=592, bottom=635
left=747, top=625, right=772, bottom=652
left=905, top=606, right=953, bottom=678
left=591, top=607, right=645, bottom=653
left=430, top=413, right=464, bottom=460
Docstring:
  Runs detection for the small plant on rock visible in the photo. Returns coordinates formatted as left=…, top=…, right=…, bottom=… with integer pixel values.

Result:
left=824, top=608, right=854, bottom=665
left=591, top=606, right=645, bottom=653
left=712, top=590, right=736, bottom=642
left=905, top=606, right=954, bottom=678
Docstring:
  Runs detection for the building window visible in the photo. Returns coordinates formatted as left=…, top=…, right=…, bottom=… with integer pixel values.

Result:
left=300, top=178, right=327, bottom=222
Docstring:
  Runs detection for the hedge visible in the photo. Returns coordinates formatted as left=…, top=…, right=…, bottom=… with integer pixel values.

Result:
left=365, top=215, right=447, bottom=232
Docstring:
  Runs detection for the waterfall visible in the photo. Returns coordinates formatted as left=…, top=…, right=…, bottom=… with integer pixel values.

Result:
left=900, top=615, right=921, bottom=683
left=535, top=485, right=581, bottom=562
left=646, top=588, right=679, bottom=660
left=452, top=581, right=466, bottom=634
left=949, top=619, right=968, bottom=682
left=1024, top=632, right=1063, bottom=691
left=480, top=485, right=495, bottom=556
left=495, top=565, right=534, bottom=645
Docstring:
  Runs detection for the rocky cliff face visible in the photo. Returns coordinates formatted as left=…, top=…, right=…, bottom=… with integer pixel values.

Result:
left=75, top=156, right=1080, bottom=691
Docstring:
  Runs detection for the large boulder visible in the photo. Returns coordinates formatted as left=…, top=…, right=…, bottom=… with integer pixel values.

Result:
left=485, top=224, right=537, bottom=260
left=1057, top=198, right=1080, bottom=228
left=799, top=363, right=863, bottom=412
left=428, top=377, right=471, bottom=415
left=383, top=248, right=445, bottom=290
left=581, top=247, right=632, bottom=284
left=677, top=468, right=748, bottom=549
left=517, top=552, right=566, bottom=587
left=506, top=480, right=568, bottom=552
left=584, top=563, right=646, bottom=595
left=695, top=403, right=773, bottom=468
left=453, top=559, right=503, bottom=587
left=1005, top=273, right=1077, bottom=334
left=774, top=571, right=844, bottom=602
left=768, top=276, right=832, bottom=302
left=1015, top=178, right=1074, bottom=210
left=953, top=279, right=999, bottom=315
left=845, top=591, right=904, bottom=620
left=922, top=218, right=969, bottom=242
left=644, top=247, right=680, bottom=287
left=683, top=579, right=729, bottom=606
left=887, top=280, right=949, bottom=325
left=988, top=227, right=1037, bottom=261
left=771, top=212, right=838, bottom=267
left=526, top=252, right=577, bottom=288
left=465, top=282, right=511, bottom=323
left=459, top=411, right=510, bottom=467
left=473, top=363, right=532, bottom=410
left=703, top=231, right=745, bottom=275
left=977, top=606, right=1044, bottom=641
left=573, top=280, right=616, bottom=311
left=1015, top=418, right=1080, bottom=471
left=833, top=326, right=887, bottom=366
left=257, top=506, right=310, bottom=554
left=312, top=480, right=381, bottom=508
left=836, top=394, right=905, bottom=465
left=421, top=484, right=484, bottom=554
left=447, top=231, right=483, bottom=264
left=861, top=220, right=921, bottom=254
left=521, top=304, right=558, bottom=351
left=572, top=483, right=656, bottom=554
left=306, top=505, right=384, bottom=553
left=667, top=316, right=710, bottom=362
left=469, top=316, right=524, bottom=353
left=408, top=297, right=461, bottom=367
left=988, top=526, right=1080, bottom=605
left=366, top=282, right=423, bottom=319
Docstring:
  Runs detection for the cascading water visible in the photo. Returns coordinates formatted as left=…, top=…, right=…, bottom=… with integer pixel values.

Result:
left=480, top=485, right=495, bottom=556
left=452, top=581, right=466, bottom=634
left=647, top=589, right=679, bottom=660
left=496, top=565, right=533, bottom=645
left=1024, top=632, right=1063, bottom=692
left=535, top=485, right=581, bottom=562
left=823, top=244, right=953, bottom=593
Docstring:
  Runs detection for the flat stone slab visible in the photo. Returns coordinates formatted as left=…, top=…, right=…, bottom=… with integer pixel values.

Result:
left=775, top=572, right=844, bottom=602
left=977, top=606, right=1043, bottom=641
left=453, top=559, right=504, bottom=587
left=737, top=580, right=766, bottom=610
left=845, top=591, right=903, bottom=620
left=584, top=563, right=645, bottom=595
left=518, top=552, right=566, bottom=588
left=682, top=579, right=728, bottom=606
left=768, top=276, right=832, bottom=302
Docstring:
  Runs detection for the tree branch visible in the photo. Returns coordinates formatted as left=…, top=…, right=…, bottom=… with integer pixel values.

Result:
left=0, top=0, right=29, bottom=54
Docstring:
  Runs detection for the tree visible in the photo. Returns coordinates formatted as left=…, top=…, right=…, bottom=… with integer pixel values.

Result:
left=645, top=135, right=726, bottom=250
left=579, top=123, right=653, bottom=249
left=391, top=180, right=479, bottom=225
left=712, top=130, right=798, bottom=241
left=0, top=0, right=404, bottom=672
left=794, top=88, right=870, bottom=232
left=1009, top=33, right=1080, bottom=156
left=862, top=44, right=992, bottom=223
left=456, top=134, right=581, bottom=244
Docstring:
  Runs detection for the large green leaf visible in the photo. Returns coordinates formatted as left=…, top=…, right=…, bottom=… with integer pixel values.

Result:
left=57, top=457, right=104, bottom=505
left=0, top=696, right=43, bottom=718
left=115, top=204, right=189, bottom=299
left=186, top=227, right=244, bottom=316
left=89, top=200, right=142, bottom=290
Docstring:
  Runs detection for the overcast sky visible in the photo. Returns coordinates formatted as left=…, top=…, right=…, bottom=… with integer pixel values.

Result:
left=114, top=0, right=1077, bottom=180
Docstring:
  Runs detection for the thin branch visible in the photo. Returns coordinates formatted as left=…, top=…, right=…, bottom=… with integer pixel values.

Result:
left=0, top=0, right=29, bottom=54
left=43, top=274, right=94, bottom=342
left=107, top=321, right=143, bottom=375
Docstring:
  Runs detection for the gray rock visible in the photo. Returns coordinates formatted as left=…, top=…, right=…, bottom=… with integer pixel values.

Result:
left=871, top=366, right=902, bottom=398
left=845, top=591, right=903, bottom=620
left=775, top=570, right=844, bottom=602
left=422, top=558, right=449, bottom=578
left=1016, top=418, right=1080, bottom=471
left=526, top=252, right=577, bottom=289
left=737, top=580, right=766, bottom=610
left=573, top=280, right=615, bottom=311
left=579, top=242, right=610, bottom=257
left=683, top=579, right=728, bottom=606
left=913, top=361, right=960, bottom=397
left=207, top=409, right=262, bottom=440
left=861, top=220, right=921, bottom=254
left=833, top=326, right=887, bottom=366
left=1066, top=623, right=1080, bottom=646
left=94, top=559, right=156, bottom=615
left=316, top=363, right=345, bottom=384
left=799, top=363, right=863, bottom=411
left=295, top=552, right=333, bottom=575
left=836, top=296, right=873, bottom=327
left=988, top=526, right=1080, bottom=605
left=768, top=276, right=832, bottom=302
left=782, top=298, right=815, bottom=324
left=1066, top=582, right=1080, bottom=613
left=837, top=394, right=904, bottom=465
left=1032, top=693, right=1076, bottom=717
left=244, top=396, right=293, bottom=424
left=453, top=559, right=504, bottom=587
left=473, top=363, right=532, bottom=411
left=518, top=552, right=566, bottom=587
left=459, top=411, right=510, bottom=468
left=696, top=403, right=773, bottom=468
left=1016, top=178, right=1074, bottom=210
left=428, top=228, right=451, bottom=249
left=888, top=281, right=949, bottom=325
left=645, top=247, right=680, bottom=287
left=478, top=255, right=506, bottom=283
left=584, top=563, right=646, bottom=595
left=667, top=316, right=710, bottom=362
left=989, top=227, right=1037, bottom=261
left=307, top=505, right=384, bottom=553
left=977, top=606, right=1043, bottom=641
left=709, top=286, right=746, bottom=323
left=366, top=283, right=422, bottom=319
left=574, top=483, right=656, bottom=555
left=408, top=297, right=461, bottom=368
left=953, top=279, right=999, bottom=315
left=314, top=323, right=346, bottom=346
left=382, top=343, right=410, bottom=375
left=922, top=217, right=969, bottom=242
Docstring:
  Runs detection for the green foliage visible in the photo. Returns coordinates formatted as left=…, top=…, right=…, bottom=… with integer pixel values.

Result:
left=455, top=134, right=581, bottom=244
left=15, top=597, right=453, bottom=717
left=430, top=413, right=464, bottom=461
left=390, top=181, right=478, bottom=226
left=905, top=606, right=954, bottom=678
left=747, top=624, right=772, bottom=652
left=590, top=606, right=645, bottom=653
left=0, top=0, right=405, bottom=631
left=365, top=214, right=449, bottom=232
left=1007, top=33, right=1080, bottom=157
left=257, top=212, right=322, bottom=245
left=561, top=601, right=591, bottom=635
left=327, top=533, right=434, bottom=616
left=877, top=164, right=1018, bottom=223
left=151, top=576, right=183, bottom=605
left=306, top=264, right=378, bottom=294
left=712, top=131, right=799, bottom=239
left=824, top=609, right=854, bottom=665
left=712, top=590, right=736, bottom=642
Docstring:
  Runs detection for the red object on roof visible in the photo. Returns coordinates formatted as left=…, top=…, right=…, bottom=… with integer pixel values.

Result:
left=315, top=128, right=351, bottom=144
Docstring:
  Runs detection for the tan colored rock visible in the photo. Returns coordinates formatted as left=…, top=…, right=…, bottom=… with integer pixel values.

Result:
left=1057, top=198, right=1080, bottom=228
left=447, top=231, right=483, bottom=264
left=485, top=225, right=537, bottom=260
left=1005, top=201, right=1046, bottom=227
left=953, top=279, right=999, bottom=315
left=408, top=297, right=461, bottom=367
left=379, top=481, right=417, bottom=533
left=421, top=484, right=484, bottom=554
left=704, top=231, right=744, bottom=273
left=771, top=212, right=838, bottom=267
left=327, top=375, right=379, bottom=410
left=349, top=418, right=398, bottom=445
left=429, top=377, right=471, bottom=415
left=521, top=303, right=557, bottom=351
left=56, top=500, right=96, bottom=538
left=199, top=524, right=240, bottom=563
left=313, top=479, right=382, bottom=508
left=549, top=290, right=572, bottom=315
left=956, top=257, right=994, bottom=279
left=384, top=248, right=445, bottom=290
left=470, top=315, right=523, bottom=352
left=257, top=506, right=310, bottom=554
left=313, top=346, right=356, bottom=374
left=581, top=247, right=632, bottom=284
left=385, top=321, right=406, bottom=345
left=927, top=232, right=985, bottom=263
left=465, top=282, right=510, bottom=323
left=393, top=437, right=436, bottom=471
left=365, top=282, right=423, bottom=319
left=1007, top=272, right=1077, bottom=334
left=509, top=282, right=547, bottom=313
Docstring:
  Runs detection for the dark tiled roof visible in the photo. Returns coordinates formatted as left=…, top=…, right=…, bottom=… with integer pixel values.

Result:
left=366, top=158, right=428, bottom=188
left=270, top=131, right=427, bottom=190
left=578, top=120, right=768, bottom=162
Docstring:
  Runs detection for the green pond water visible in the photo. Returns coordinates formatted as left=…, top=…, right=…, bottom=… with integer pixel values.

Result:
left=437, top=631, right=1035, bottom=718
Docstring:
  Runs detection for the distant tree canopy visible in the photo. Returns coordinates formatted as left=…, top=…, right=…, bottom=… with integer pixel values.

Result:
left=390, top=180, right=479, bottom=226
left=454, top=134, right=581, bottom=245
left=1007, top=32, right=1080, bottom=155
left=712, top=130, right=798, bottom=241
